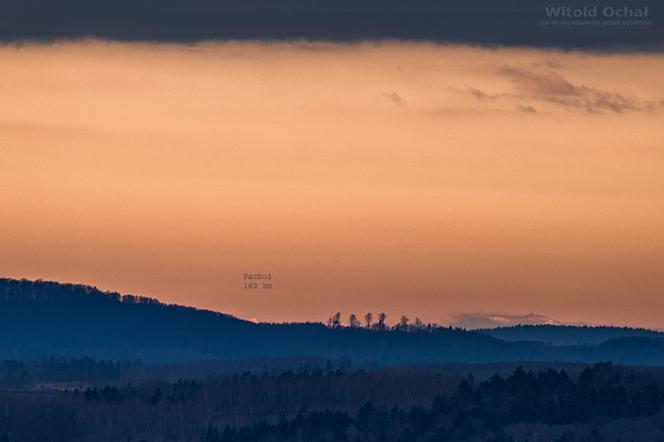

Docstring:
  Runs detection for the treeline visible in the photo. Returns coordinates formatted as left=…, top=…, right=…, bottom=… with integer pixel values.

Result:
left=0, top=366, right=462, bottom=442
left=479, top=325, right=664, bottom=346
left=201, top=362, right=664, bottom=442
left=326, top=312, right=442, bottom=332
left=2, top=363, right=664, bottom=441
left=0, top=278, right=161, bottom=306
left=0, top=357, right=344, bottom=388
left=0, top=358, right=141, bottom=387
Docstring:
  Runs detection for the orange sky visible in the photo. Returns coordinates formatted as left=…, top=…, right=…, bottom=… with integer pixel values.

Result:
left=1, top=41, right=663, bottom=328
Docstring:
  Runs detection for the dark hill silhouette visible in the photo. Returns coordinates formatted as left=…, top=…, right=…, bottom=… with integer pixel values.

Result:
left=2, top=278, right=664, bottom=365
left=477, top=324, right=664, bottom=346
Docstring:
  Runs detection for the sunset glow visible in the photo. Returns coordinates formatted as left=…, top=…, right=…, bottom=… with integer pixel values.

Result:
left=2, top=41, right=663, bottom=327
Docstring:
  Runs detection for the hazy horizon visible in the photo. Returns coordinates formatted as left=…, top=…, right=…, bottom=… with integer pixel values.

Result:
left=2, top=42, right=663, bottom=329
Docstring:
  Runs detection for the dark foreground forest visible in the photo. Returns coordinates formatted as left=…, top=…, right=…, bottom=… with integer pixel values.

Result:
left=4, top=279, right=664, bottom=441
left=2, top=361, right=664, bottom=441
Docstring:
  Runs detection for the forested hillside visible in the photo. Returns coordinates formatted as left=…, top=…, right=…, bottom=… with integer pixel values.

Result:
left=3, top=278, right=664, bottom=365
left=478, top=325, right=664, bottom=345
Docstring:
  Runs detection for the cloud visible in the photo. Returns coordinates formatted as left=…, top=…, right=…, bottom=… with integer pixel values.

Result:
left=0, top=0, right=662, bottom=49
left=517, top=105, right=538, bottom=113
left=544, top=87, right=645, bottom=113
left=468, top=88, right=494, bottom=100
left=450, top=312, right=562, bottom=329
left=467, top=87, right=525, bottom=105
left=499, top=67, right=578, bottom=96
left=385, top=92, right=407, bottom=107
left=530, top=60, right=566, bottom=69
left=467, top=66, right=663, bottom=114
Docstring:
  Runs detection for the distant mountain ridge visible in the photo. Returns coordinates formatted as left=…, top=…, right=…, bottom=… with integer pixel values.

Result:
left=2, top=277, right=664, bottom=366
left=477, top=324, right=664, bottom=346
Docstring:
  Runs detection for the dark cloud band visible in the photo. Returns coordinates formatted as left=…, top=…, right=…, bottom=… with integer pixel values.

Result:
left=0, top=0, right=661, bottom=49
